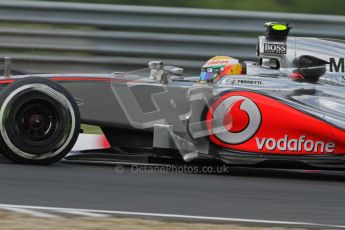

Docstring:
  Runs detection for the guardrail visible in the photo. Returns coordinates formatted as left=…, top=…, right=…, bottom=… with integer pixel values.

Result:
left=0, top=0, right=345, bottom=74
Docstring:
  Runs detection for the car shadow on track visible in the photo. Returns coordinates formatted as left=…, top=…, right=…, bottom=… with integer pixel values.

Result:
left=228, top=167, right=345, bottom=182
left=1, top=153, right=345, bottom=183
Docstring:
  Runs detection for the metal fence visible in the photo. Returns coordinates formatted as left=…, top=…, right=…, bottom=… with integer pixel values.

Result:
left=1, top=0, right=345, bottom=74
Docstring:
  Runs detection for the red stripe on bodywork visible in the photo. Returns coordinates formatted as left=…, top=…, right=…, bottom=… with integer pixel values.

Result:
left=0, top=79, right=15, bottom=84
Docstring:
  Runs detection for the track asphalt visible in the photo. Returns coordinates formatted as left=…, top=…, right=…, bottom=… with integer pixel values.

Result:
left=0, top=158, right=345, bottom=227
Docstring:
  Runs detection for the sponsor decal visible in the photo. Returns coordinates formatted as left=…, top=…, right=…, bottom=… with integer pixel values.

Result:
left=320, top=75, right=345, bottom=84
left=207, top=92, right=345, bottom=156
left=232, top=79, right=263, bottom=85
left=255, top=135, right=335, bottom=153
left=329, top=58, right=344, bottom=72
left=204, top=59, right=239, bottom=68
left=263, top=42, right=287, bottom=54
left=210, top=96, right=261, bottom=144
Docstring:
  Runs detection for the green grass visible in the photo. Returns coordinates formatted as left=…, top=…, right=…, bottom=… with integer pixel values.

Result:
left=81, top=124, right=103, bottom=134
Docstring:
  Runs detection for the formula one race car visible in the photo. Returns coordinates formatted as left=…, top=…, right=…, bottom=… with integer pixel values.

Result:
left=1, top=22, right=345, bottom=169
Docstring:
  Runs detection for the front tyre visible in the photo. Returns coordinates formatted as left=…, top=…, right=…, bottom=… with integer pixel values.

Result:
left=0, top=77, right=80, bottom=165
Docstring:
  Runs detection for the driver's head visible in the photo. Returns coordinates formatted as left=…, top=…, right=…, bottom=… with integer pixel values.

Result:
left=199, top=56, right=242, bottom=83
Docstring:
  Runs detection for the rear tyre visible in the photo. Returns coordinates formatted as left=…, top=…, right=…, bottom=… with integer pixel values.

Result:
left=0, top=77, right=80, bottom=165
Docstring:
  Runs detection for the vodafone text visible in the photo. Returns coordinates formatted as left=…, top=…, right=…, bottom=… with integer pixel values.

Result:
left=255, top=135, right=335, bottom=153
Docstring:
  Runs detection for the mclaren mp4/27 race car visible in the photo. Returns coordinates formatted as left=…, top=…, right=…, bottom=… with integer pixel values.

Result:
left=1, top=22, right=345, bottom=169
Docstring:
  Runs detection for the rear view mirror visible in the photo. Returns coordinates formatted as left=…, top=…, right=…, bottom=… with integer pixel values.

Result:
left=261, top=58, right=280, bottom=69
left=163, top=66, right=184, bottom=76
left=292, top=55, right=327, bottom=82
left=147, top=60, right=184, bottom=84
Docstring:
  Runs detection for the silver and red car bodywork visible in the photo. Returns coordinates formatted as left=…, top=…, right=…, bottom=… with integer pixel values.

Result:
left=2, top=27, right=345, bottom=168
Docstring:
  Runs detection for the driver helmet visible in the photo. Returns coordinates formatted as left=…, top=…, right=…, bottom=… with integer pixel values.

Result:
left=199, top=56, right=242, bottom=83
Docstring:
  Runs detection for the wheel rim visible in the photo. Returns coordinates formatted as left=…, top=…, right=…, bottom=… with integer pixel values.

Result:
left=16, top=100, right=58, bottom=143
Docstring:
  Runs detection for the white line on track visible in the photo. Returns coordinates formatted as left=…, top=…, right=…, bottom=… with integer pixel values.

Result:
left=57, top=210, right=109, bottom=218
left=0, top=204, right=344, bottom=229
left=1, top=206, right=57, bottom=218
